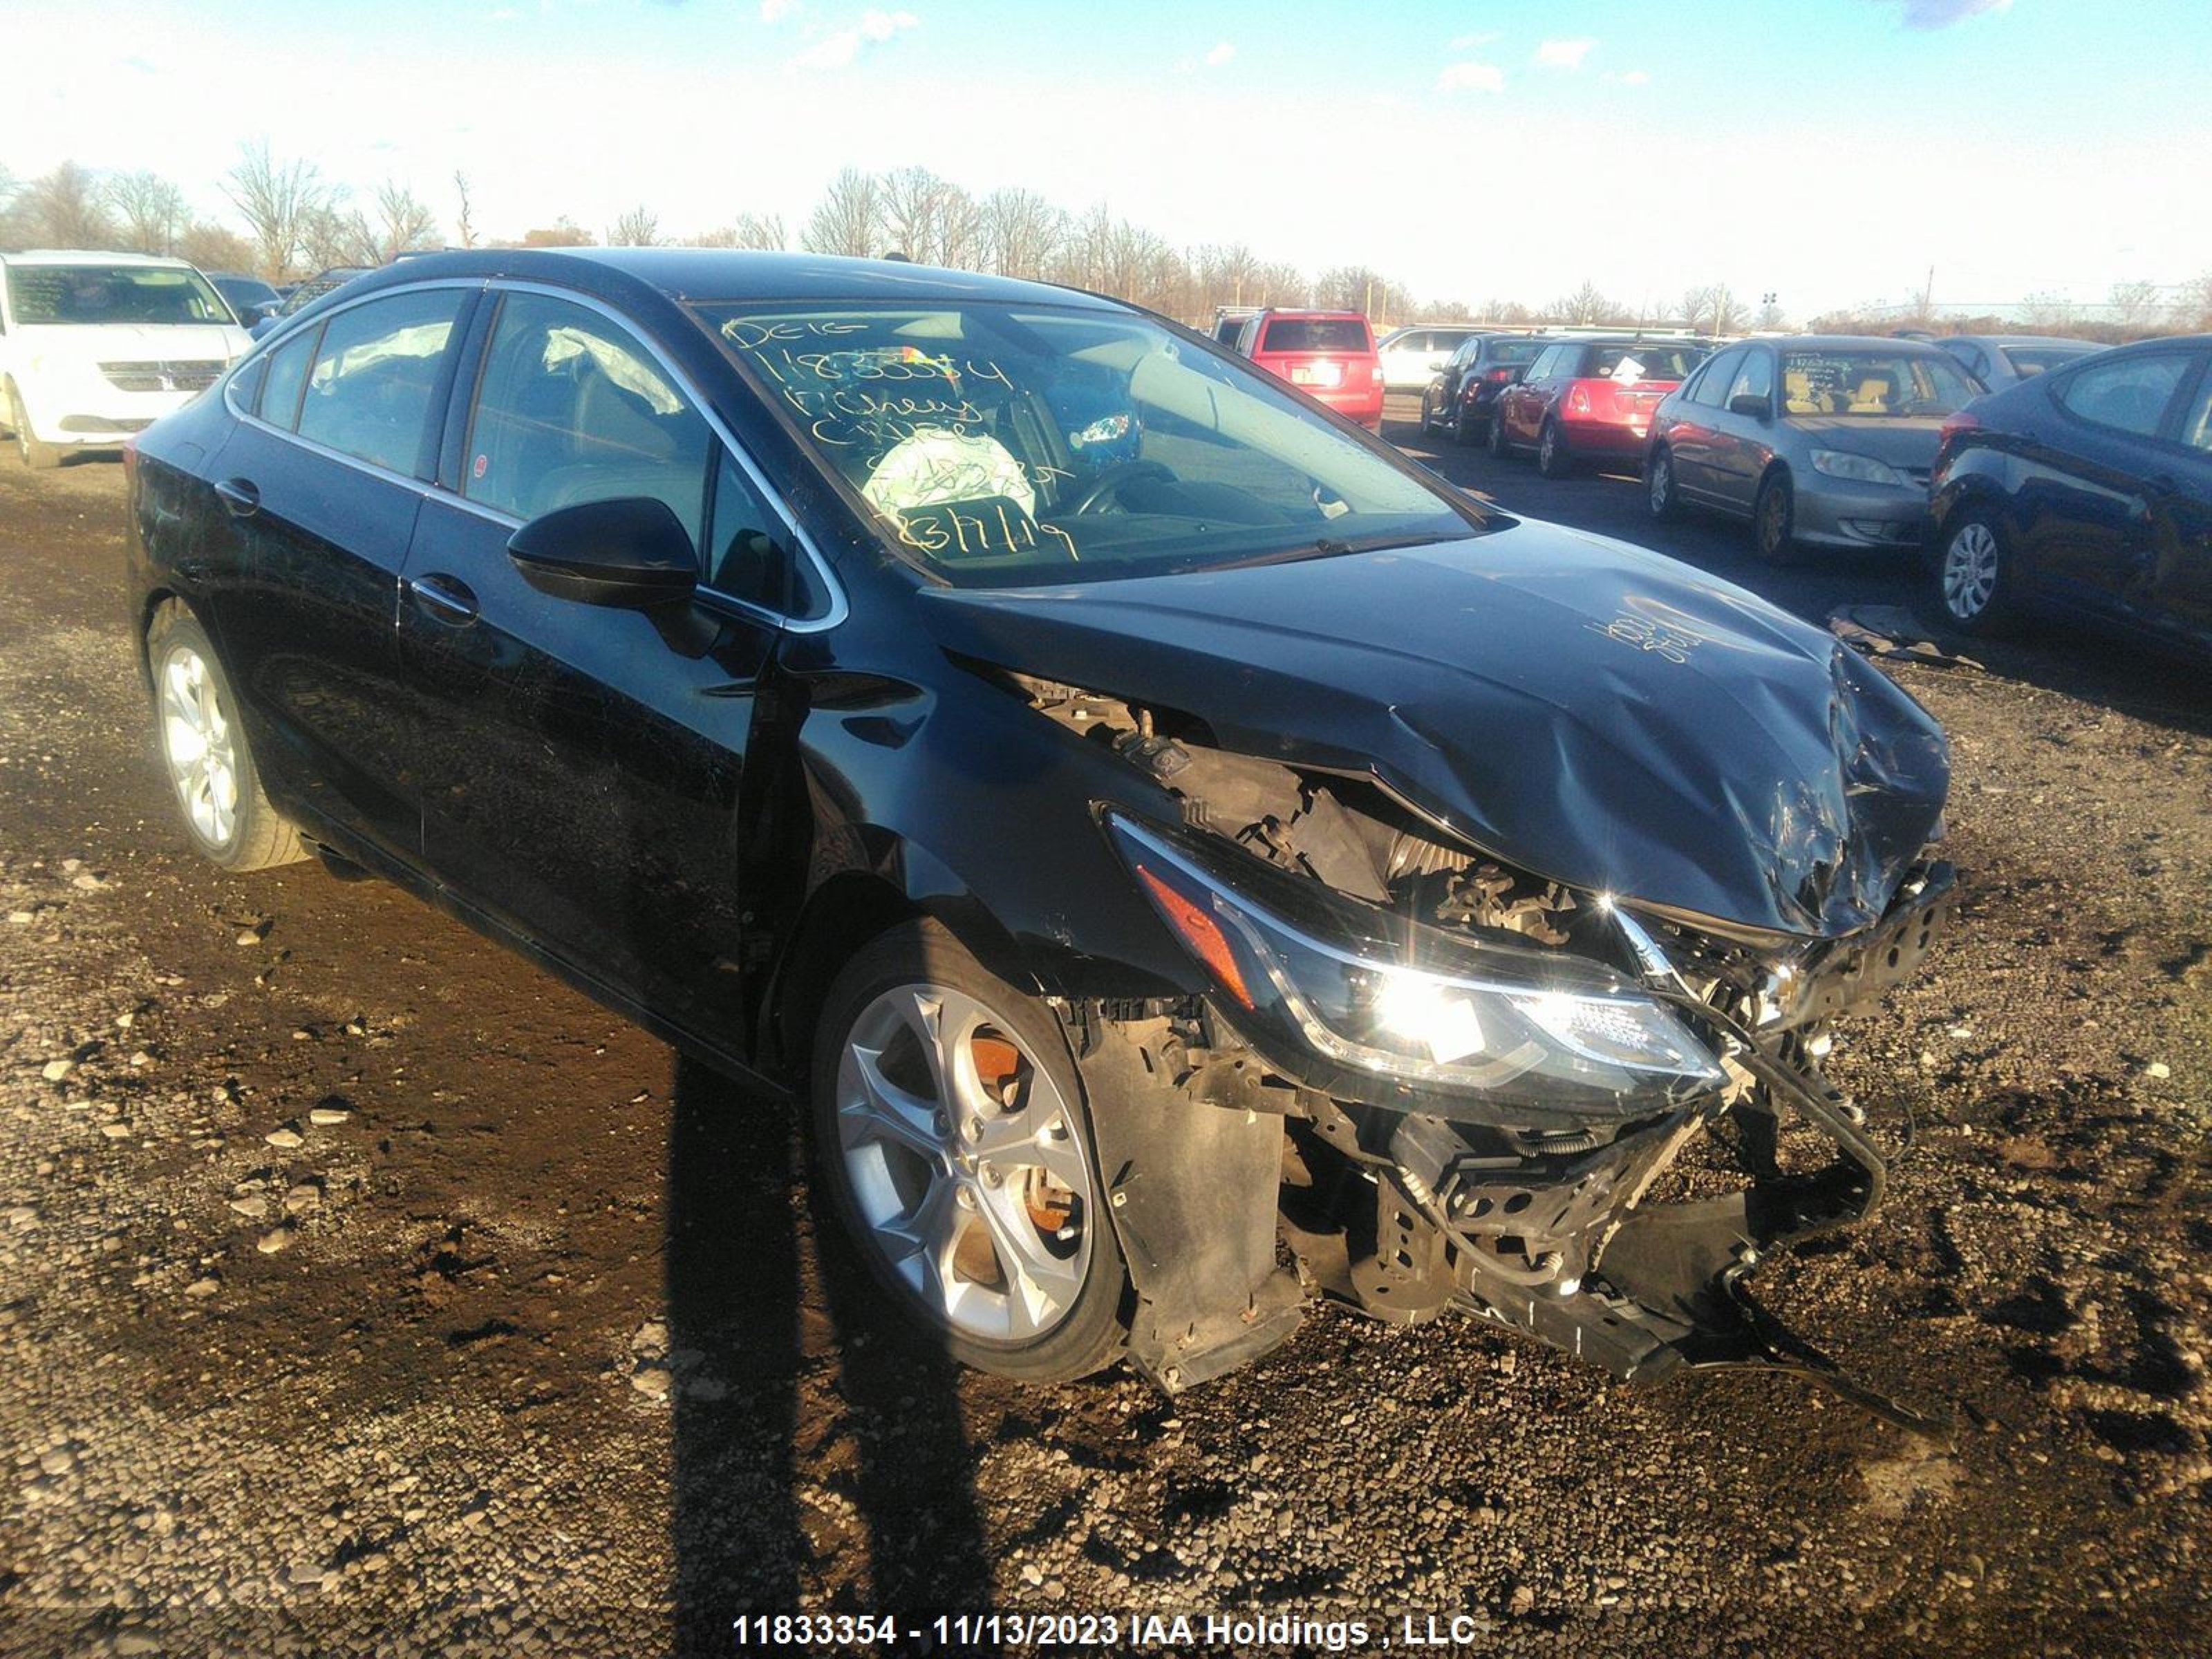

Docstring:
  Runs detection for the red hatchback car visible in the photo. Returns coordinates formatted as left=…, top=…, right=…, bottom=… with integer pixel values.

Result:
left=1491, top=336, right=1709, bottom=477
left=1236, top=309, right=1385, bottom=431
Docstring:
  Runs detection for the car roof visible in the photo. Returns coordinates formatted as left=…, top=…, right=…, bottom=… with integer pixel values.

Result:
left=1945, top=334, right=2099, bottom=350
left=1763, top=334, right=1960, bottom=353
left=0, top=249, right=199, bottom=268
left=1254, top=307, right=1368, bottom=320
left=337, top=247, right=1129, bottom=312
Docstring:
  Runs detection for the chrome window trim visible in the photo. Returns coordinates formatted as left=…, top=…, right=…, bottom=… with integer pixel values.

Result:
left=218, top=274, right=847, bottom=635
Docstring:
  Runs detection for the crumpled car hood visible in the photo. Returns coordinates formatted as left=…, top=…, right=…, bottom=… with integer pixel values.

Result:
left=918, top=518, right=1949, bottom=939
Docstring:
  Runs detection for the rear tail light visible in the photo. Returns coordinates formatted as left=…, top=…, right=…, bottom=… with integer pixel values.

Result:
left=1568, top=385, right=1592, bottom=416
left=1938, top=409, right=1982, bottom=446
left=1369, top=363, right=1384, bottom=387
left=1483, top=366, right=1514, bottom=381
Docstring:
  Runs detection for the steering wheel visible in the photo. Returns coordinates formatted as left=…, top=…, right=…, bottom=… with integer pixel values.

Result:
left=1067, top=460, right=1174, bottom=516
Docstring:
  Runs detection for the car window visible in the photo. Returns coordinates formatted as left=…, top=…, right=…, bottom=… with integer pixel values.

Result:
left=2004, top=345, right=2092, bottom=379
left=1261, top=318, right=1369, bottom=354
left=1779, top=350, right=1978, bottom=418
left=295, top=290, right=464, bottom=474
left=4, top=262, right=232, bottom=326
left=2057, top=353, right=2191, bottom=439
left=1525, top=346, right=1560, bottom=380
left=256, top=328, right=319, bottom=431
left=1727, top=350, right=1774, bottom=404
left=1591, top=344, right=1704, bottom=382
left=703, top=300, right=1479, bottom=590
left=1687, top=348, right=1739, bottom=407
left=465, top=291, right=714, bottom=546
left=704, top=450, right=793, bottom=608
left=1490, top=339, right=1546, bottom=368
left=2181, top=369, right=2212, bottom=453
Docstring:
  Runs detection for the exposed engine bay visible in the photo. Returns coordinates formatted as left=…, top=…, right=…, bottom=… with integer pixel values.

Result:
left=1003, top=670, right=1956, bottom=1425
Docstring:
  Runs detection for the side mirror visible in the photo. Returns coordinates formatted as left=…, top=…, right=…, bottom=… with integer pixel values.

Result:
left=507, top=496, right=699, bottom=609
left=1728, top=393, right=1772, bottom=420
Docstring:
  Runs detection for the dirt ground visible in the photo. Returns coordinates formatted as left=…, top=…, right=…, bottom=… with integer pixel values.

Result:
left=3, top=399, right=2209, bottom=1658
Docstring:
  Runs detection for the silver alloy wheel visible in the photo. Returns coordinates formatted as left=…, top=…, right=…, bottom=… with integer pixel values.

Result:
left=1942, top=521, right=2000, bottom=620
left=834, top=984, right=1096, bottom=1345
left=1649, top=451, right=1671, bottom=514
left=159, top=644, right=241, bottom=849
left=1539, top=423, right=1557, bottom=469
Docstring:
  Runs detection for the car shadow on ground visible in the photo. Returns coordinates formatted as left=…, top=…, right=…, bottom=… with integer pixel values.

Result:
left=664, top=1058, right=1002, bottom=1656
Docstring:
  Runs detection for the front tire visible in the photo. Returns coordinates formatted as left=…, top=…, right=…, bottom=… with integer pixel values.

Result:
left=1936, top=507, right=2014, bottom=635
left=1487, top=408, right=1510, bottom=458
left=1752, top=469, right=1803, bottom=565
left=144, top=603, right=306, bottom=870
left=811, top=920, right=1130, bottom=1382
left=1417, top=388, right=1437, bottom=435
left=6, top=384, right=62, bottom=471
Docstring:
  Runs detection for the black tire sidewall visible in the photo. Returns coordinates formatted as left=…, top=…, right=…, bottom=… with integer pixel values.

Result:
left=1648, top=447, right=1676, bottom=518
left=1538, top=420, right=1568, bottom=478
left=1754, top=471, right=1799, bottom=565
left=807, top=919, right=1130, bottom=1382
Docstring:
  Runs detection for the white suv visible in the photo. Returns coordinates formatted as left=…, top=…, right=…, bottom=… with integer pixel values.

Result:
left=0, top=250, right=251, bottom=469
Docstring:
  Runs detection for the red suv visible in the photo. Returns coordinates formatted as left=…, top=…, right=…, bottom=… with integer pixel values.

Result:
left=1236, top=309, right=1385, bottom=431
left=1491, top=337, right=1709, bottom=476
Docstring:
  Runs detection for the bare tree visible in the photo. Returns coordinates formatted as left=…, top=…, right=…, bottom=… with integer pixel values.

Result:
left=299, top=202, right=375, bottom=271
left=177, top=221, right=256, bottom=274
left=518, top=218, right=593, bottom=248
left=1752, top=297, right=1787, bottom=331
left=2110, top=279, right=2162, bottom=330
left=223, top=141, right=328, bottom=280
left=1481, top=297, right=1535, bottom=324
left=2021, top=290, right=2077, bottom=330
left=1680, top=283, right=1747, bottom=337
left=372, top=180, right=440, bottom=262
left=802, top=167, right=881, bottom=257
left=15, top=162, right=119, bottom=250
left=453, top=171, right=478, bottom=249
left=695, top=213, right=787, bottom=250
left=1254, top=261, right=1306, bottom=308
left=608, top=205, right=662, bottom=247
left=2177, top=273, right=2212, bottom=332
left=981, top=189, right=1064, bottom=281
left=875, top=167, right=980, bottom=267
left=1547, top=279, right=1620, bottom=326
left=103, top=171, right=187, bottom=254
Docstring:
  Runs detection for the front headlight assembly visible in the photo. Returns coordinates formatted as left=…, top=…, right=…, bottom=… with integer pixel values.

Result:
left=1810, top=449, right=1908, bottom=487
left=1104, top=813, right=1724, bottom=1123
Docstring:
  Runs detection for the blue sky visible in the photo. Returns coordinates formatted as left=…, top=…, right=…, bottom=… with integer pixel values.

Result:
left=12, top=0, right=2210, bottom=314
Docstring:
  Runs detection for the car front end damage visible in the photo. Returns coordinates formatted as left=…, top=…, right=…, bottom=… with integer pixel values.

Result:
left=1000, top=671, right=1953, bottom=1423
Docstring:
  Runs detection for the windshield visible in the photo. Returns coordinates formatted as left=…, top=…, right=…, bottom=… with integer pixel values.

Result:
left=1781, top=350, right=1980, bottom=417
left=1259, top=318, right=1369, bottom=354
left=699, top=302, right=1482, bottom=590
left=6, top=263, right=233, bottom=326
left=2003, top=345, right=2094, bottom=378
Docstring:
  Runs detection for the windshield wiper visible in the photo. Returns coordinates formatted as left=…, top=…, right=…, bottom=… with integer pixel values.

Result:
left=1201, top=530, right=1466, bottom=574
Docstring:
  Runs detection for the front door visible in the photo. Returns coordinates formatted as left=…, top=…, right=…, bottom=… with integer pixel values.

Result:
left=396, top=288, right=787, bottom=1029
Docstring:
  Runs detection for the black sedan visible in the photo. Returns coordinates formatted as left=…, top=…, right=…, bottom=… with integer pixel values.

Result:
left=124, top=250, right=1953, bottom=1414
left=1930, top=335, right=2212, bottom=657
left=1416, top=331, right=1550, bottom=445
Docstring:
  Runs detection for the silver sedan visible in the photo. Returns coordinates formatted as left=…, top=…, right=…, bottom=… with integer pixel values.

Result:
left=1645, top=335, right=1987, bottom=563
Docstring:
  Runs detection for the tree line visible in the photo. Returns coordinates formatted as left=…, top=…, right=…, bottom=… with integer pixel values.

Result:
left=3, top=149, right=2207, bottom=341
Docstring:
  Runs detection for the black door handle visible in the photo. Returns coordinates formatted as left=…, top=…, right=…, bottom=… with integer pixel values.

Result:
left=213, top=477, right=259, bottom=518
left=406, top=572, right=479, bottom=626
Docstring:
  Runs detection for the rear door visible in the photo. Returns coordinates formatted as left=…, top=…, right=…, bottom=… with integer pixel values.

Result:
left=2144, top=354, right=2212, bottom=651
left=1665, top=346, right=1739, bottom=502
left=2025, top=350, right=2197, bottom=623
left=396, top=285, right=799, bottom=1027
left=199, top=284, right=474, bottom=859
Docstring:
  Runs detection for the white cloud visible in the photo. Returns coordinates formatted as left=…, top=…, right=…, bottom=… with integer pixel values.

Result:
left=1436, top=60, right=1505, bottom=94
left=759, top=0, right=800, bottom=21
left=1880, top=0, right=2012, bottom=27
left=1535, top=37, right=1596, bottom=69
left=1204, top=40, right=1235, bottom=68
left=1449, top=30, right=1498, bottom=50
left=1604, top=68, right=1652, bottom=86
left=787, top=7, right=917, bottom=71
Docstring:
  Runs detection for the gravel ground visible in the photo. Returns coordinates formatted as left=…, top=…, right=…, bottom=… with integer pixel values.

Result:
left=2, top=404, right=2208, bottom=1657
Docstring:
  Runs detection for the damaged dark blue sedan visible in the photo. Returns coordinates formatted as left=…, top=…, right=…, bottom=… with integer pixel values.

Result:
left=123, top=250, right=1953, bottom=1416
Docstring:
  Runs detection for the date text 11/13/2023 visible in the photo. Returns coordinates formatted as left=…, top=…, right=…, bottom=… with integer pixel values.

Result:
left=729, top=1611, right=1521, bottom=1651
